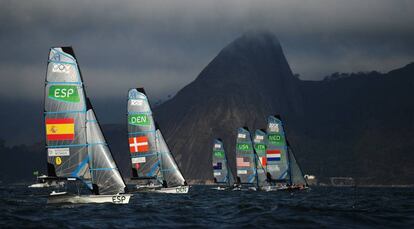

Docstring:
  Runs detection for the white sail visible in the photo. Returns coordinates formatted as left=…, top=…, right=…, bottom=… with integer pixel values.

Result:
left=235, top=127, right=257, bottom=185
left=212, top=139, right=234, bottom=186
left=127, top=87, right=187, bottom=189
left=265, top=115, right=308, bottom=188
left=288, top=147, right=308, bottom=186
left=253, top=129, right=267, bottom=188
left=44, top=47, right=126, bottom=196
left=265, top=116, right=289, bottom=183
left=86, top=108, right=126, bottom=194
left=157, top=130, right=186, bottom=187
left=127, top=88, right=160, bottom=181
left=45, top=47, right=91, bottom=186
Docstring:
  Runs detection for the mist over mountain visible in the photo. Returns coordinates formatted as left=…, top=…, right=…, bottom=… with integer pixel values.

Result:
left=1, top=32, right=413, bottom=185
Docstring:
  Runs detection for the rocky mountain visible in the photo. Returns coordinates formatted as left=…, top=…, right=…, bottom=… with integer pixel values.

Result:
left=153, top=32, right=303, bottom=179
left=152, top=32, right=414, bottom=185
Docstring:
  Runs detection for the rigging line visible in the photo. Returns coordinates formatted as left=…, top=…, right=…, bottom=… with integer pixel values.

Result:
left=255, top=153, right=266, bottom=171
left=128, top=97, right=148, bottom=101
left=131, top=152, right=158, bottom=157
left=237, top=140, right=254, bottom=144
left=90, top=168, right=117, bottom=171
left=48, top=81, right=82, bottom=85
left=48, top=60, right=77, bottom=65
left=248, top=173, right=256, bottom=184
left=278, top=169, right=288, bottom=180
left=128, top=111, right=152, bottom=115
left=147, top=161, right=160, bottom=177
left=46, top=143, right=106, bottom=148
left=237, top=168, right=256, bottom=171
left=71, top=157, right=89, bottom=177
left=128, top=130, right=156, bottom=135
left=45, top=110, right=86, bottom=114
left=160, top=168, right=178, bottom=172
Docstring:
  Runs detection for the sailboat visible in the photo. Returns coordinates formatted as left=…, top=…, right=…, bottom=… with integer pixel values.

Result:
left=235, top=127, right=258, bottom=191
left=262, top=115, right=308, bottom=191
left=44, top=47, right=132, bottom=204
left=28, top=172, right=65, bottom=188
left=211, top=138, right=235, bottom=190
left=127, top=88, right=189, bottom=194
left=252, top=129, right=269, bottom=190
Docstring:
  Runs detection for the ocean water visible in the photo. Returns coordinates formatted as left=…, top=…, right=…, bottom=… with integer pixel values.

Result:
left=0, top=184, right=413, bottom=228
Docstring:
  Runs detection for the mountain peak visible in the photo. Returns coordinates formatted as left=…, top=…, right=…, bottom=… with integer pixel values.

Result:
left=228, top=31, right=281, bottom=50
left=196, top=31, right=293, bottom=86
left=219, top=31, right=283, bottom=60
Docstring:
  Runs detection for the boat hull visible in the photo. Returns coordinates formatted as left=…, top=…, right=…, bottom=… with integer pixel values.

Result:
left=47, top=192, right=132, bottom=204
left=232, top=186, right=257, bottom=191
left=28, top=183, right=51, bottom=188
left=135, top=185, right=189, bottom=194
left=261, top=185, right=309, bottom=192
left=211, top=186, right=229, bottom=191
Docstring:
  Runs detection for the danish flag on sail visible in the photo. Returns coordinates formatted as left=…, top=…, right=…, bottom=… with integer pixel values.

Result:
left=129, top=136, right=149, bottom=152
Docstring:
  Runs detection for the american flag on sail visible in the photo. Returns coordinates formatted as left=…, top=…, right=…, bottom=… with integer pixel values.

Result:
left=237, top=157, right=250, bottom=167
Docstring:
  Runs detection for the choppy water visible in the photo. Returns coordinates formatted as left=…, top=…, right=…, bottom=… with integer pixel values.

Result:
left=0, top=184, right=413, bottom=228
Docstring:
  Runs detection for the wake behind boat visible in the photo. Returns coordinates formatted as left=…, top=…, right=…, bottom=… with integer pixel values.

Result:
left=127, top=88, right=189, bottom=194
left=42, top=47, right=131, bottom=204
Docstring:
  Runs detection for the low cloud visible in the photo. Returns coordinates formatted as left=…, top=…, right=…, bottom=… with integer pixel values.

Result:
left=0, top=0, right=413, bottom=99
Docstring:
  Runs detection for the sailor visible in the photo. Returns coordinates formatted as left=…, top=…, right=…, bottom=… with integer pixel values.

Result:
left=266, top=172, right=272, bottom=182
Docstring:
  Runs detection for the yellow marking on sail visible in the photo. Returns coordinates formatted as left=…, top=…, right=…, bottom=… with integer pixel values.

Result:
left=55, top=157, right=62, bottom=165
left=46, top=124, right=75, bottom=135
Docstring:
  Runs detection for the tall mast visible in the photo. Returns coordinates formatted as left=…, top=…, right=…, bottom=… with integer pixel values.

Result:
left=250, top=131, right=259, bottom=189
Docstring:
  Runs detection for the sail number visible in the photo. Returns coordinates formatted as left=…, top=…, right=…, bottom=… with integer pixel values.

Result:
left=255, top=144, right=266, bottom=151
left=268, top=134, right=284, bottom=145
left=48, top=85, right=80, bottom=103
left=128, top=114, right=150, bottom=126
left=176, top=187, right=187, bottom=193
left=112, top=195, right=127, bottom=203
left=237, top=143, right=251, bottom=151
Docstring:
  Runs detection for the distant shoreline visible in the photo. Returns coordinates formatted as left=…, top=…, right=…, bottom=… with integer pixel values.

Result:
left=4, top=179, right=414, bottom=188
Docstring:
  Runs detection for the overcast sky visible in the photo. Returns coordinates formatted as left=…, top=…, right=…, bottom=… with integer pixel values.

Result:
left=1, top=0, right=413, bottom=103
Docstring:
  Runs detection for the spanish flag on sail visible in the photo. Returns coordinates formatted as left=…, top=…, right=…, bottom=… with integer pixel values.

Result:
left=46, top=118, right=75, bottom=141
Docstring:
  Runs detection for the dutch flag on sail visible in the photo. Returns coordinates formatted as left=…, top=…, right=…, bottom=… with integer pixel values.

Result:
left=266, top=150, right=281, bottom=161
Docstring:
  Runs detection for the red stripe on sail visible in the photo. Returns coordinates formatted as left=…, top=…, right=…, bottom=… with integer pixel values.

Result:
left=46, top=118, right=74, bottom=124
left=266, top=149, right=281, bottom=155
left=47, top=134, right=75, bottom=141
